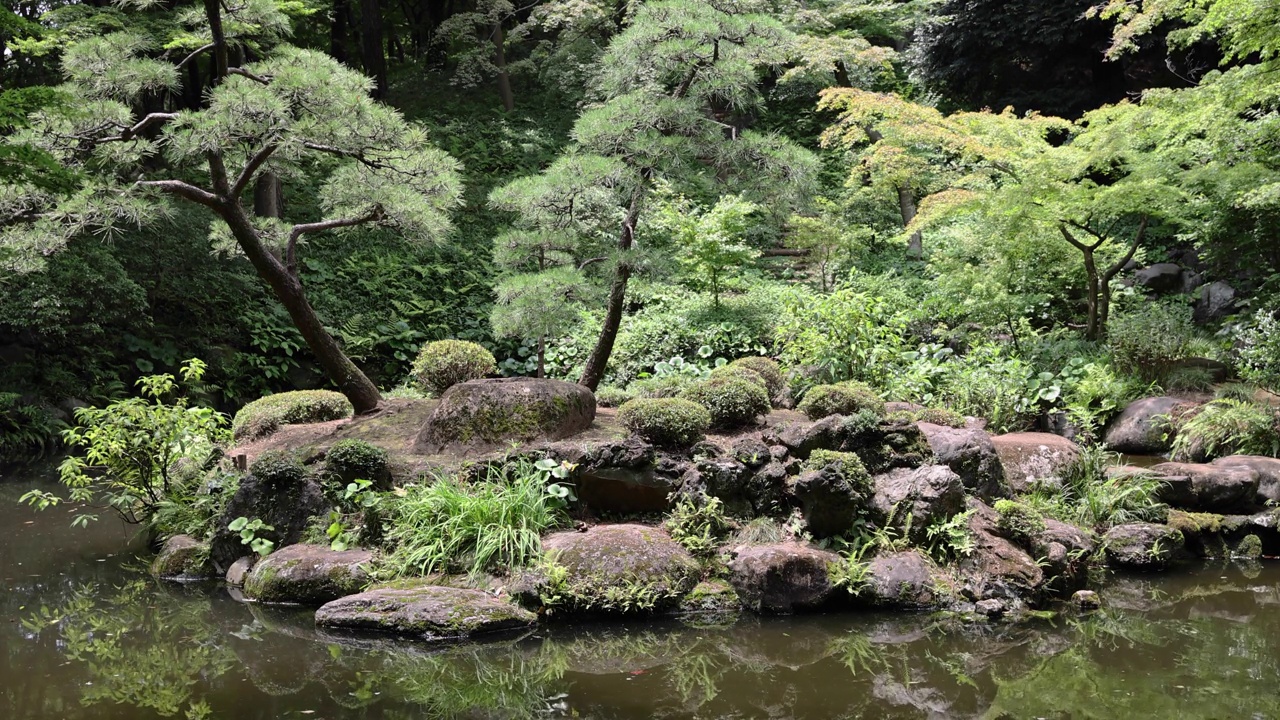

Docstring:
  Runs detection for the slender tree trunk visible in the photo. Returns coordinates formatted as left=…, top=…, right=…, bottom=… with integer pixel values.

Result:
left=219, top=202, right=382, bottom=413
left=579, top=179, right=648, bottom=390
left=331, top=0, right=351, bottom=63
left=898, top=185, right=923, bottom=259
left=360, top=0, right=388, bottom=98
left=204, top=0, right=229, bottom=81
left=537, top=336, right=545, bottom=378
left=1080, top=247, right=1100, bottom=340
left=493, top=22, right=515, bottom=112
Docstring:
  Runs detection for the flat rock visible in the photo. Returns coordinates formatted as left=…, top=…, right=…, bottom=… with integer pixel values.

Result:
left=1211, top=455, right=1280, bottom=506
left=315, top=584, right=536, bottom=642
left=990, top=433, right=1081, bottom=493
left=1103, top=396, right=1194, bottom=454
left=1149, top=461, right=1261, bottom=513
left=917, top=422, right=1009, bottom=500
left=243, top=544, right=373, bottom=605
left=1103, top=523, right=1184, bottom=570
left=727, top=543, right=841, bottom=614
left=1133, top=262, right=1183, bottom=292
left=416, top=377, right=596, bottom=453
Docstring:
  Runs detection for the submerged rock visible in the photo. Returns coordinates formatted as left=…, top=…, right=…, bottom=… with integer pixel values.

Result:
left=727, top=542, right=841, bottom=614
left=1103, top=396, right=1194, bottom=454
left=537, top=524, right=699, bottom=614
left=1149, top=461, right=1261, bottom=513
left=1103, top=523, right=1184, bottom=570
left=1072, top=589, right=1102, bottom=610
left=242, top=544, right=373, bottom=605
left=151, top=535, right=215, bottom=580
left=917, top=422, right=1009, bottom=501
left=990, top=433, right=1081, bottom=492
left=315, top=584, right=536, bottom=642
left=678, top=579, right=742, bottom=621
left=416, top=377, right=596, bottom=453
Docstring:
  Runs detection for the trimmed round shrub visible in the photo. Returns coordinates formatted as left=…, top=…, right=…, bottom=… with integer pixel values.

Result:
left=679, top=376, right=771, bottom=429
left=249, top=449, right=309, bottom=486
left=618, top=398, right=712, bottom=447
left=628, top=375, right=696, bottom=399
left=710, top=364, right=767, bottom=389
left=232, top=390, right=353, bottom=442
left=595, top=386, right=635, bottom=408
left=324, top=438, right=390, bottom=486
left=411, top=340, right=496, bottom=395
left=914, top=407, right=966, bottom=428
left=804, top=449, right=871, bottom=490
left=729, top=356, right=784, bottom=399
left=797, top=382, right=885, bottom=420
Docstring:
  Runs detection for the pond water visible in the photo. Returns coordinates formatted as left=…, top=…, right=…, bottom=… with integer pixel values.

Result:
left=3, top=475, right=1280, bottom=720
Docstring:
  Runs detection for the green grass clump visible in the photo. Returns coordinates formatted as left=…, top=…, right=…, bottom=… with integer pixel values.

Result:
left=378, top=461, right=565, bottom=578
left=231, top=390, right=353, bottom=441
left=411, top=339, right=496, bottom=395
left=797, top=382, right=886, bottom=420
left=594, top=386, right=635, bottom=408
left=679, top=375, right=771, bottom=429
left=729, top=356, right=785, bottom=399
left=1170, top=398, right=1279, bottom=461
left=617, top=397, right=711, bottom=447
left=1025, top=445, right=1167, bottom=531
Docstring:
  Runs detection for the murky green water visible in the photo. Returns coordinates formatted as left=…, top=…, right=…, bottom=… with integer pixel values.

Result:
left=3, top=474, right=1280, bottom=720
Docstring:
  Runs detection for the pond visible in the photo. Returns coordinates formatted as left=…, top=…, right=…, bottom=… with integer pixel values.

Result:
left=3, top=475, right=1279, bottom=720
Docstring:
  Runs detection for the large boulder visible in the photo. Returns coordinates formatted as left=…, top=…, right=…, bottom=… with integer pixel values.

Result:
left=1211, top=456, right=1280, bottom=506
left=415, top=377, right=596, bottom=453
left=151, top=535, right=216, bottom=580
left=242, top=544, right=373, bottom=605
left=1103, top=396, right=1195, bottom=455
left=1195, top=280, right=1237, bottom=322
left=315, top=584, right=536, bottom=642
left=869, top=465, right=967, bottom=541
left=858, top=551, right=944, bottom=609
left=1103, top=523, right=1184, bottom=570
left=210, top=472, right=329, bottom=570
left=788, top=466, right=868, bottom=539
left=727, top=543, right=841, bottom=614
left=1133, top=263, right=1184, bottom=292
left=773, top=414, right=933, bottom=473
left=990, top=433, right=1082, bottom=493
left=917, top=422, right=1009, bottom=500
left=1149, top=461, right=1261, bottom=513
left=538, top=524, right=699, bottom=613
left=957, top=501, right=1046, bottom=604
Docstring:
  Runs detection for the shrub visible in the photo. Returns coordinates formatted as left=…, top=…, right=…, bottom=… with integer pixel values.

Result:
left=0, top=394, right=66, bottom=463
left=324, top=439, right=389, bottom=486
left=709, top=364, right=768, bottom=389
left=913, top=407, right=966, bottom=428
left=797, top=382, right=885, bottom=420
left=627, top=374, right=696, bottom=399
left=1026, top=445, right=1167, bottom=530
left=804, top=449, right=871, bottom=490
left=994, top=499, right=1046, bottom=544
left=1170, top=399, right=1279, bottom=461
left=1238, top=309, right=1280, bottom=391
left=664, top=495, right=733, bottom=557
left=1165, top=365, right=1216, bottom=392
left=679, top=375, right=771, bottom=429
left=410, top=339, right=496, bottom=395
left=1108, top=303, right=1195, bottom=382
left=729, top=356, right=785, bottom=398
left=594, top=386, right=635, bottom=408
left=617, top=398, right=712, bottom=447
left=1062, top=359, right=1151, bottom=437
left=231, top=390, right=353, bottom=442
left=377, top=461, right=566, bottom=577
left=249, top=449, right=309, bottom=486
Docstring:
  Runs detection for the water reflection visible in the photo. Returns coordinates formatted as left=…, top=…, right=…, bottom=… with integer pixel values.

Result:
left=4, top=478, right=1280, bottom=719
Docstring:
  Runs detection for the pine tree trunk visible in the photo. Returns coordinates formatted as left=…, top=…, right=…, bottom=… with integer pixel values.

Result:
left=253, top=173, right=283, bottom=219
left=579, top=180, right=648, bottom=390
left=493, top=22, right=515, bottom=112
left=360, top=0, right=388, bottom=99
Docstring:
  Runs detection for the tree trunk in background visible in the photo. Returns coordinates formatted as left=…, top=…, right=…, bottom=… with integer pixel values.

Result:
left=493, top=21, right=515, bottom=111
left=331, top=0, right=351, bottom=63
left=898, top=185, right=923, bottom=259
left=254, top=173, right=283, bottom=219
left=360, top=0, right=388, bottom=98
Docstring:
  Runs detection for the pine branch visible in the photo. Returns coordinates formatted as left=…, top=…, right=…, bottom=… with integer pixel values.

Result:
left=286, top=206, right=385, bottom=275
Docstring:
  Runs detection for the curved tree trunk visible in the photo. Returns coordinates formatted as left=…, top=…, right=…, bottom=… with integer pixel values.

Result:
left=579, top=181, right=648, bottom=390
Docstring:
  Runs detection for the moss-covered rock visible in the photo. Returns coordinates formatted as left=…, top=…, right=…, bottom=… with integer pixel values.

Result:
left=617, top=397, right=711, bottom=448
left=232, top=390, right=353, bottom=442
left=416, top=377, right=596, bottom=453
left=242, top=544, right=373, bottom=605
left=679, top=375, right=771, bottom=429
left=994, top=499, right=1047, bottom=546
left=797, top=382, right=885, bottom=420
left=535, top=524, right=700, bottom=615
left=410, top=339, right=496, bottom=395
left=151, top=535, right=215, bottom=580
left=677, top=579, right=742, bottom=623
left=1103, top=523, right=1185, bottom=570
left=727, top=542, right=841, bottom=614
left=315, top=583, right=536, bottom=642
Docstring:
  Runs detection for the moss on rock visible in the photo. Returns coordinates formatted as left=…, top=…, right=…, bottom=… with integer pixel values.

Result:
left=416, top=377, right=596, bottom=453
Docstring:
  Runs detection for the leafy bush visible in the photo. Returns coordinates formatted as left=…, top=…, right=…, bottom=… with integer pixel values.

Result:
left=994, top=499, right=1046, bottom=544
left=323, top=439, right=390, bottom=486
left=664, top=495, right=733, bottom=557
left=709, top=364, right=768, bottom=390
left=617, top=398, right=712, bottom=447
left=1108, top=303, right=1196, bottom=382
left=0, top=393, right=65, bottom=463
left=804, top=449, right=871, bottom=491
left=594, top=386, right=635, bottom=408
left=410, top=339, right=496, bottom=395
left=249, top=450, right=309, bottom=486
left=1170, top=399, right=1280, bottom=461
left=1236, top=309, right=1280, bottom=391
left=775, top=288, right=908, bottom=387
left=912, top=407, right=966, bottom=428
left=231, top=390, right=353, bottom=442
left=627, top=374, right=697, bottom=399
left=1062, top=359, right=1151, bottom=437
left=887, top=344, right=1038, bottom=434
left=797, top=382, right=886, bottom=420
left=679, top=375, right=771, bottom=429
left=378, top=460, right=568, bottom=577
left=729, top=356, right=785, bottom=398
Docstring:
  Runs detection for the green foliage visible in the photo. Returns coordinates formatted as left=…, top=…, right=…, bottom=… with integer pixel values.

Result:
left=231, top=390, right=353, bottom=442
left=593, top=386, right=634, bottom=408
left=411, top=339, right=496, bottom=395
left=0, top=393, right=65, bottom=463
left=248, top=449, right=309, bottom=486
left=1170, top=399, right=1280, bottom=461
left=664, top=495, right=733, bottom=558
left=1026, top=445, right=1167, bottom=530
left=827, top=545, right=873, bottom=597
left=1108, top=303, right=1196, bottom=382
left=709, top=364, right=769, bottom=392
left=1237, top=309, right=1280, bottom=392
left=729, top=356, right=785, bottom=399
left=994, top=499, right=1047, bottom=545
left=776, top=289, right=908, bottom=387
left=798, top=382, right=886, bottom=420
left=323, top=439, right=389, bottom=486
left=20, top=359, right=228, bottom=527
left=657, top=193, right=761, bottom=307
left=1062, top=358, right=1152, bottom=438
left=924, top=508, right=976, bottom=562
left=679, top=375, right=772, bottom=429
left=228, top=516, right=276, bottom=557
left=378, top=460, right=569, bottom=577
left=627, top=375, right=699, bottom=400
left=805, top=449, right=872, bottom=492
left=617, top=398, right=712, bottom=447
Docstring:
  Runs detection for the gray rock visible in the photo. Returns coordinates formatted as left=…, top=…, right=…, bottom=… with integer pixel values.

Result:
left=1150, top=461, right=1261, bottom=513
left=1195, top=280, right=1237, bottom=322
left=1133, top=263, right=1183, bottom=292
left=990, top=432, right=1082, bottom=492
left=870, top=465, right=967, bottom=541
left=539, top=524, right=699, bottom=613
left=975, top=598, right=1006, bottom=617
left=243, top=544, right=373, bottom=605
left=777, top=415, right=844, bottom=458
left=151, top=535, right=215, bottom=580
left=1211, top=455, right=1280, bottom=506
left=1103, top=396, right=1195, bottom=454
left=415, top=377, right=596, bottom=453
left=860, top=551, right=944, bottom=609
left=727, top=542, right=841, bottom=614
left=315, top=584, right=536, bottom=642
left=917, top=422, right=1009, bottom=500
left=732, top=438, right=772, bottom=468
left=959, top=503, right=1044, bottom=603
left=211, top=472, right=329, bottom=570
left=1103, top=523, right=1184, bottom=570
left=788, top=467, right=867, bottom=539
left=1072, top=589, right=1101, bottom=609
left=226, top=556, right=255, bottom=587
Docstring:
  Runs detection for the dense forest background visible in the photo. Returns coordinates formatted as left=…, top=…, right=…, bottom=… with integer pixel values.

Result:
left=3, top=0, right=1279, bottom=463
